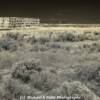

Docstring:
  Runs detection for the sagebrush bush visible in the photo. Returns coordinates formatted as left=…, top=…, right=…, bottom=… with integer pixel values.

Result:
left=76, top=64, right=100, bottom=82
left=91, top=42, right=100, bottom=52
left=46, top=43, right=61, bottom=49
left=30, top=70, right=58, bottom=91
left=52, top=32, right=76, bottom=42
left=0, top=38, right=13, bottom=51
left=11, top=58, right=58, bottom=91
left=27, top=35, right=37, bottom=44
left=0, top=75, right=2, bottom=81
left=4, top=78, right=38, bottom=100
left=94, top=32, right=100, bottom=36
left=12, top=59, right=42, bottom=82
left=47, top=81, right=100, bottom=100
left=59, top=81, right=99, bottom=100
left=0, top=51, right=17, bottom=69
left=2, top=32, right=24, bottom=41
left=65, top=33, right=75, bottom=41
left=0, top=84, right=5, bottom=100
left=76, top=34, right=86, bottom=41
left=0, top=32, right=25, bottom=51
left=90, top=67, right=100, bottom=82
left=31, top=44, right=49, bottom=52
left=38, top=37, right=49, bottom=44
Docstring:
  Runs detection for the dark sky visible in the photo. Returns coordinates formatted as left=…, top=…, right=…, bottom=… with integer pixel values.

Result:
left=0, top=0, right=100, bottom=23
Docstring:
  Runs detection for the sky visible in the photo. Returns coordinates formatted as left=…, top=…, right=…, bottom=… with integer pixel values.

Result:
left=0, top=0, right=100, bottom=23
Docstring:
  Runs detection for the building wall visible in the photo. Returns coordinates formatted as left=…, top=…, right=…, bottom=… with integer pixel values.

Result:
left=0, top=17, right=40, bottom=29
left=0, top=17, right=10, bottom=28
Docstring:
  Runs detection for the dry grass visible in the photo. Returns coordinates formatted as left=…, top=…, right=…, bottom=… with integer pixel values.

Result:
left=0, top=25, right=100, bottom=100
left=0, top=25, right=100, bottom=38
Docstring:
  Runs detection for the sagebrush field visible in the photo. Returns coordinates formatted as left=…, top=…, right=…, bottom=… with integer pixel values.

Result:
left=0, top=25, right=100, bottom=100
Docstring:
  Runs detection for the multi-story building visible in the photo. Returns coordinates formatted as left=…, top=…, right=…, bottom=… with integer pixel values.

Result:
left=0, top=17, right=40, bottom=29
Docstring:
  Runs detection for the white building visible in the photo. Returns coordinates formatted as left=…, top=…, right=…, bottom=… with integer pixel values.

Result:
left=0, top=17, right=9, bottom=28
left=0, top=17, right=40, bottom=29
